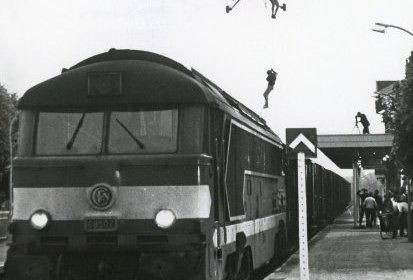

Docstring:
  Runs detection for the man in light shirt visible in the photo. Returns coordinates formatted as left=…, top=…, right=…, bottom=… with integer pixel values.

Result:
left=398, top=189, right=408, bottom=237
left=363, top=192, right=377, bottom=228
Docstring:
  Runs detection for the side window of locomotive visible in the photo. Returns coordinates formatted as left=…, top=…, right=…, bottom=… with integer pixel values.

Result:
left=108, top=109, right=178, bottom=154
left=36, top=112, right=103, bottom=155
left=225, top=124, right=247, bottom=220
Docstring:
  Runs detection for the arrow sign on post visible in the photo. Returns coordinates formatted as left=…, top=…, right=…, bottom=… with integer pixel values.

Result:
left=286, top=128, right=317, bottom=280
left=289, top=133, right=316, bottom=154
left=286, top=128, right=317, bottom=158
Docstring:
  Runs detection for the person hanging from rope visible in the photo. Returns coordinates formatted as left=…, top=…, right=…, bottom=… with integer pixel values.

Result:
left=226, top=0, right=286, bottom=17
left=355, top=112, right=370, bottom=134
left=263, top=69, right=277, bottom=109
left=269, top=0, right=286, bottom=19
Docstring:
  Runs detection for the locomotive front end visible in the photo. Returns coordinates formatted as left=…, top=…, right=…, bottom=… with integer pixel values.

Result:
left=5, top=50, right=216, bottom=280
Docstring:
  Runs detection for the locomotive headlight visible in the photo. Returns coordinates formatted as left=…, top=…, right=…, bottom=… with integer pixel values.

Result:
left=30, top=210, right=50, bottom=230
left=155, top=209, right=176, bottom=229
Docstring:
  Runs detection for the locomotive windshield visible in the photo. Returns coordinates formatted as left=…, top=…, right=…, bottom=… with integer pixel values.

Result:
left=36, top=112, right=103, bottom=155
left=108, top=109, right=178, bottom=154
left=35, top=109, right=178, bottom=155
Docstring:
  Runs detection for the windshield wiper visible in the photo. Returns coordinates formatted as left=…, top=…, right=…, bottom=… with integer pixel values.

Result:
left=115, top=118, right=145, bottom=149
left=66, top=113, right=86, bottom=150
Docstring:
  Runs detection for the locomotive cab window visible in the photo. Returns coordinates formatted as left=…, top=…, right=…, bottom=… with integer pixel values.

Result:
left=36, top=112, right=103, bottom=155
left=108, top=109, right=178, bottom=154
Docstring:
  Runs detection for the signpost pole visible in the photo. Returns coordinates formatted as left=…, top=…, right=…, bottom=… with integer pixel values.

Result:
left=352, top=162, right=358, bottom=228
left=356, top=165, right=360, bottom=227
left=297, top=152, right=310, bottom=280
left=286, top=128, right=316, bottom=280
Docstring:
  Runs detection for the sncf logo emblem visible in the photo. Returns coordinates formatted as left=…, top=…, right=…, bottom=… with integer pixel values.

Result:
left=89, top=184, right=115, bottom=210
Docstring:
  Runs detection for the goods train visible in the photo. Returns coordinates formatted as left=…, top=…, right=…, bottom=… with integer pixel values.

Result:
left=3, top=49, right=350, bottom=280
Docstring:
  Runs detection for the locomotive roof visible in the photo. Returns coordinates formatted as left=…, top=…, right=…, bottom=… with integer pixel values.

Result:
left=18, top=49, right=282, bottom=144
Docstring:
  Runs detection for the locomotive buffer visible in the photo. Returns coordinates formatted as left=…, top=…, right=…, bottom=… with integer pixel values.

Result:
left=286, top=128, right=318, bottom=280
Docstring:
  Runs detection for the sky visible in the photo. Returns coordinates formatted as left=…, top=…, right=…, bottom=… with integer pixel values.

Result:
left=1, top=0, right=413, bottom=175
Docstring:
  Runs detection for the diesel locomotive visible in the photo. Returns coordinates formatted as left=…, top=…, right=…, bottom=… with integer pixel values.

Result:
left=4, top=49, right=289, bottom=280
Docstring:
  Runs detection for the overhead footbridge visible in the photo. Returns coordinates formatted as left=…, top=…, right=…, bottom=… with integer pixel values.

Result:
left=317, top=133, right=394, bottom=227
left=318, top=134, right=393, bottom=169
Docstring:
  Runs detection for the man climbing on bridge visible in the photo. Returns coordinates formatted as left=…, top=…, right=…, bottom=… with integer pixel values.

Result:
left=355, top=112, right=370, bottom=134
left=270, top=0, right=286, bottom=19
left=263, top=69, right=277, bottom=109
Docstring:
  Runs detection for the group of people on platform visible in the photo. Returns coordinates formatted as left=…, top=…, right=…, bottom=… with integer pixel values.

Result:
left=357, top=188, right=410, bottom=237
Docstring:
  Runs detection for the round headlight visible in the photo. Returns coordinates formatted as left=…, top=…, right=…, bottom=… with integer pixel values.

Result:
left=155, top=209, right=176, bottom=229
left=30, top=210, right=50, bottom=230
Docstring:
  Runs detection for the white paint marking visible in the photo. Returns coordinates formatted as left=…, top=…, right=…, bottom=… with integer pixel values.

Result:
left=289, top=133, right=315, bottom=153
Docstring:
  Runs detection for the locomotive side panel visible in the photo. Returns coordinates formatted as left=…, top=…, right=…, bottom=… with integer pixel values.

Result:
left=219, top=119, right=286, bottom=273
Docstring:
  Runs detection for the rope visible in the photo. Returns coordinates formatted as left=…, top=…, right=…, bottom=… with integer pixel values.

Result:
left=272, top=18, right=276, bottom=65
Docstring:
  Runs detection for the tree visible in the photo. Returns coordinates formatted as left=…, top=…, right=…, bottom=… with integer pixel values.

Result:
left=392, top=51, right=413, bottom=175
left=393, top=74, right=413, bottom=175
left=374, top=51, right=413, bottom=188
left=0, top=83, right=18, bottom=173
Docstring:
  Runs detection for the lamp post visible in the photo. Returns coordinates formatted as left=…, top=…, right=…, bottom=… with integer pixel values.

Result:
left=372, top=22, right=413, bottom=37
left=372, top=22, right=413, bottom=242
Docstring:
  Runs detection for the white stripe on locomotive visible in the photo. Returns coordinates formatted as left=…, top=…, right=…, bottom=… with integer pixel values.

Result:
left=12, top=185, right=211, bottom=220
left=212, top=212, right=286, bottom=248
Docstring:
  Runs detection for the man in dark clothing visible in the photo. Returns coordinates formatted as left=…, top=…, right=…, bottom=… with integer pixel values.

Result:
left=269, top=0, right=286, bottom=19
left=373, top=189, right=383, bottom=226
left=381, top=192, right=398, bottom=238
left=263, top=69, right=277, bottom=109
left=355, top=112, right=370, bottom=134
left=357, top=188, right=368, bottom=226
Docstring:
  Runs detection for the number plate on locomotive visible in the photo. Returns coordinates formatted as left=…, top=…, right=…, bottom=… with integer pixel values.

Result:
left=84, top=217, right=117, bottom=232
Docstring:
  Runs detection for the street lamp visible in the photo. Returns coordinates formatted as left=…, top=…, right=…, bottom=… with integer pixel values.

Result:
left=372, top=22, right=413, bottom=37
left=372, top=21, right=413, bottom=241
left=372, top=22, right=413, bottom=242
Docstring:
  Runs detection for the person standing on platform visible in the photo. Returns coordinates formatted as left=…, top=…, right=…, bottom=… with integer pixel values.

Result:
left=357, top=188, right=368, bottom=226
left=363, top=192, right=377, bottom=228
left=380, top=193, right=398, bottom=238
left=373, top=189, right=383, bottom=226
left=398, top=188, right=408, bottom=237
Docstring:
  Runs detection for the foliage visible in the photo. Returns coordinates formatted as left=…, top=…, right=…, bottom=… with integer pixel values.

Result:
left=379, top=83, right=401, bottom=133
left=393, top=77, right=413, bottom=175
left=0, top=83, right=18, bottom=173
left=375, top=51, right=413, bottom=181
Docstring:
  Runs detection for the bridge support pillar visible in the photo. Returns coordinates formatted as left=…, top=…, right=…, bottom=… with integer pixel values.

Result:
left=352, top=162, right=360, bottom=228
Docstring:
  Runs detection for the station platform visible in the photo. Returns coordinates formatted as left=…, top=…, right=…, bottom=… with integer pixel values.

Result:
left=265, top=210, right=413, bottom=280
